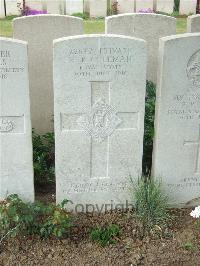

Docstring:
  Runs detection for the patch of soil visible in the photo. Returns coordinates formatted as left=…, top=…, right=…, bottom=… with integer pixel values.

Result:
left=0, top=192, right=200, bottom=266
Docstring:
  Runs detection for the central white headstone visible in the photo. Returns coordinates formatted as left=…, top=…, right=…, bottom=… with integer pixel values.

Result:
left=0, top=38, right=34, bottom=202
left=54, top=35, right=146, bottom=211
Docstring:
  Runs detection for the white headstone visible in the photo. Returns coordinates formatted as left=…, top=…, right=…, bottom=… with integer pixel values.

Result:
left=0, top=0, right=5, bottom=18
left=89, top=0, right=107, bottom=17
left=187, top=14, right=200, bottom=33
left=66, top=0, right=83, bottom=14
left=179, top=0, right=197, bottom=15
left=152, top=33, right=200, bottom=207
left=54, top=34, right=146, bottom=211
left=117, top=0, right=135, bottom=14
left=6, top=0, right=21, bottom=15
left=25, top=0, right=44, bottom=11
left=13, top=15, right=83, bottom=134
left=156, top=0, right=174, bottom=14
left=0, top=37, right=34, bottom=202
left=84, top=0, right=90, bottom=13
left=45, top=0, right=65, bottom=14
left=136, top=0, right=153, bottom=12
left=106, top=13, right=176, bottom=83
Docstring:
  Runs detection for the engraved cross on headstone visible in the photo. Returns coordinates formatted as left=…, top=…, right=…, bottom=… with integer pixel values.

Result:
left=61, top=81, right=139, bottom=179
left=184, top=125, right=200, bottom=174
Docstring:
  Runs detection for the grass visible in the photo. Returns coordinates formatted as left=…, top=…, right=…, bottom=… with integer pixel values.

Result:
left=176, top=17, right=187, bottom=34
left=84, top=19, right=104, bottom=34
left=0, top=16, right=187, bottom=37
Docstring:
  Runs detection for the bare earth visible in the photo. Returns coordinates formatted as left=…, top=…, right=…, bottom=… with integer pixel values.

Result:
left=0, top=200, right=200, bottom=266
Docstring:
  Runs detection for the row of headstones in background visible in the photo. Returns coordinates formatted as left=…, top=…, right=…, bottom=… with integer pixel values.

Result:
left=1, top=0, right=198, bottom=18
left=117, top=0, right=174, bottom=14
left=12, top=13, right=175, bottom=134
left=1, top=32, right=200, bottom=209
left=12, top=14, right=200, bottom=134
left=106, top=13, right=176, bottom=83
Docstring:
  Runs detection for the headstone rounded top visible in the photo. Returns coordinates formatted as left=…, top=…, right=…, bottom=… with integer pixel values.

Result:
left=13, top=14, right=83, bottom=22
left=53, top=34, right=147, bottom=45
left=188, top=14, right=200, bottom=19
left=106, top=13, right=176, bottom=22
left=160, top=32, right=200, bottom=42
left=0, top=37, right=27, bottom=46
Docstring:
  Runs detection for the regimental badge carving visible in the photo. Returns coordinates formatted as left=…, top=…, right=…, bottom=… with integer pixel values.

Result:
left=0, top=118, right=15, bottom=132
left=77, top=98, right=122, bottom=142
left=187, top=49, right=200, bottom=87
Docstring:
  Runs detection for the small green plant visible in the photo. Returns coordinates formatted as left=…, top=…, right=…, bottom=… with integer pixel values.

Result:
left=90, top=224, right=120, bottom=246
left=32, top=131, right=55, bottom=187
left=143, top=81, right=156, bottom=176
left=133, top=177, right=169, bottom=237
left=0, top=194, right=72, bottom=242
left=182, top=242, right=194, bottom=250
left=71, top=12, right=89, bottom=20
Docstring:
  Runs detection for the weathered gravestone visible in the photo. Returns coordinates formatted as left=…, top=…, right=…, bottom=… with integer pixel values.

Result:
left=156, top=0, right=174, bottom=14
left=135, top=0, right=153, bottom=12
left=117, top=0, right=135, bottom=14
left=187, top=15, right=200, bottom=33
left=13, top=15, right=83, bottom=134
left=89, top=0, right=107, bottom=18
left=54, top=35, right=146, bottom=211
left=179, top=0, right=197, bottom=15
left=0, top=0, right=5, bottom=18
left=106, top=13, right=176, bottom=83
left=152, top=33, right=200, bottom=207
left=66, top=0, right=83, bottom=14
left=45, top=0, right=65, bottom=15
left=0, top=38, right=34, bottom=202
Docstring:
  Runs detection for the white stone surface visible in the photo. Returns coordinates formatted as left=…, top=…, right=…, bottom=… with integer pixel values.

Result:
left=106, top=13, right=176, bottom=83
left=0, top=37, right=34, bottom=202
left=54, top=34, right=146, bottom=211
left=156, top=0, right=174, bottom=14
left=13, top=15, right=83, bottom=134
left=5, top=0, right=21, bottom=15
left=84, top=0, right=90, bottom=13
left=136, top=0, right=153, bottom=12
left=117, top=0, right=135, bottom=14
left=0, top=0, right=5, bottom=18
left=66, top=0, right=83, bottom=14
left=89, top=0, right=107, bottom=17
left=179, top=0, right=197, bottom=15
left=25, top=0, right=43, bottom=10
left=45, top=0, right=65, bottom=14
left=187, top=14, right=200, bottom=33
left=152, top=33, right=200, bottom=207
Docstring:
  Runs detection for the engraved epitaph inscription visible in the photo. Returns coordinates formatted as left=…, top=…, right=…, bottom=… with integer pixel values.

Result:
left=0, top=116, right=25, bottom=134
left=184, top=125, right=200, bottom=174
left=0, top=49, right=24, bottom=80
